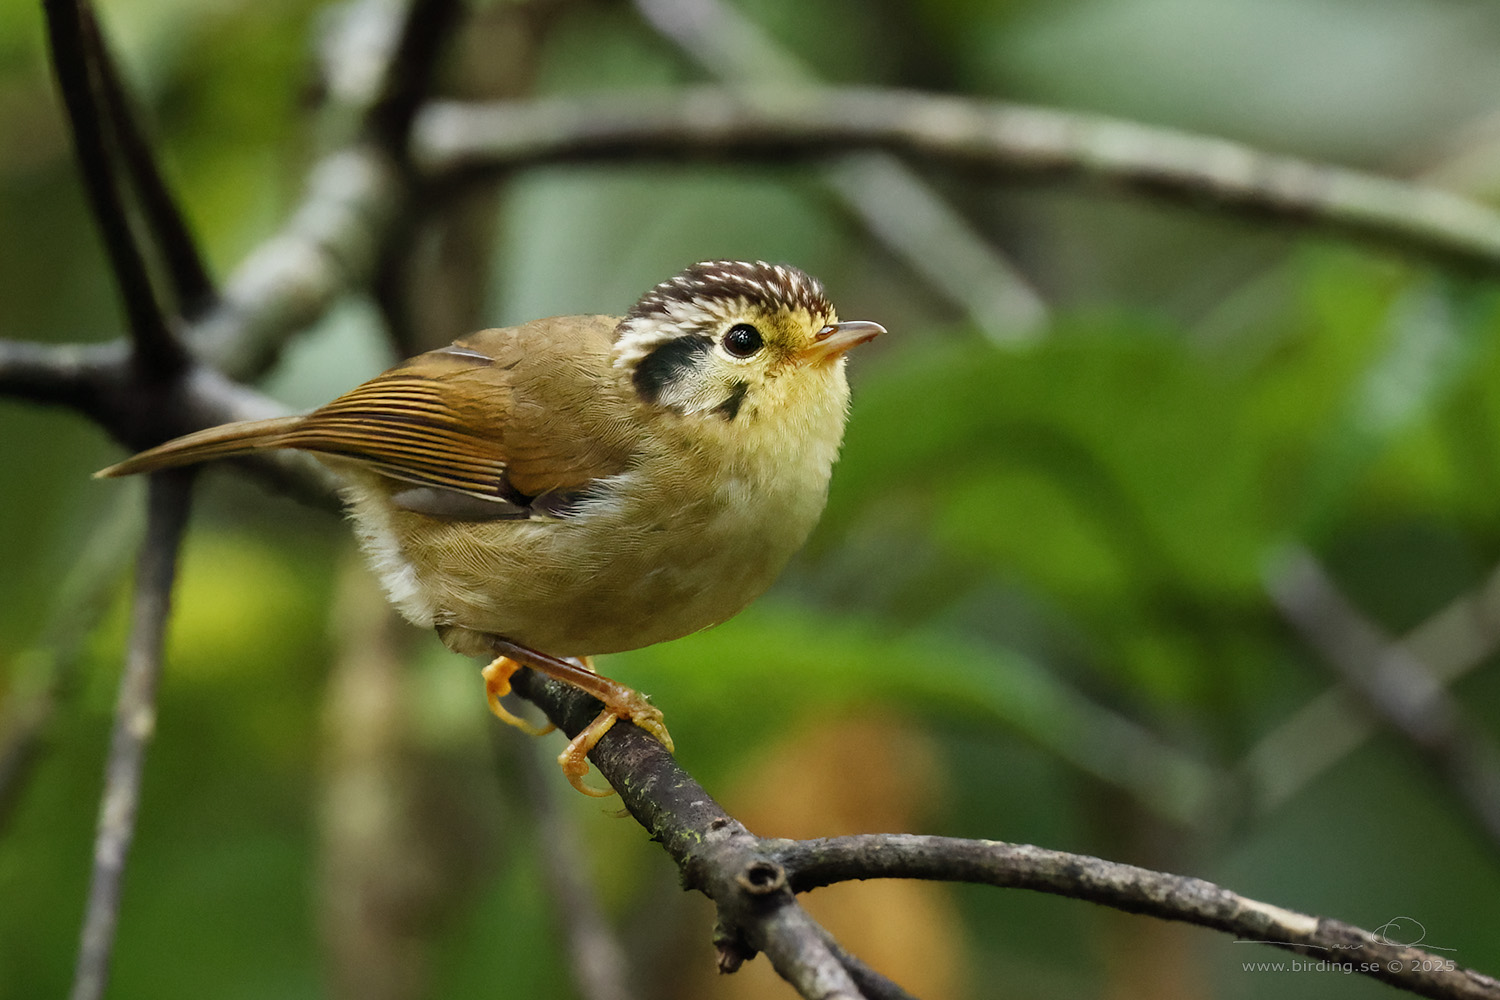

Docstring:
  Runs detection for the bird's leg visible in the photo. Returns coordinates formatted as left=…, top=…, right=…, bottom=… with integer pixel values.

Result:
left=485, top=637, right=674, bottom=797
left=480, top=656, right=556, bottom=736
left=547, top=657, right=629, bottom=798
left=558, top=713, right=623, bottom=797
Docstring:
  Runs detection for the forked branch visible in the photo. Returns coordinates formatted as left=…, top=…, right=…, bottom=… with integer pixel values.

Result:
left=510, top=670, right=1500, bottom=1000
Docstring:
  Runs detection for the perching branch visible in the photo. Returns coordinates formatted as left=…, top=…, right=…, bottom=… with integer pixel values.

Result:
left=417, top=87, right=1500, bottom=279
left=11, top=5, right=1500, bottom=997
left=509, top=669, right=913, bottom=1000
left=509, top=670, right=1500, bottom=1000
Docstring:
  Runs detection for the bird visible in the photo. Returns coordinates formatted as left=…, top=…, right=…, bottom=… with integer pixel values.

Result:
left=98, top=260, right=883, bottom=794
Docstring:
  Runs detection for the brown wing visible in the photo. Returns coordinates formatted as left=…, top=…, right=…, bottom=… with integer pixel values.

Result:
left=97, top=315, right=639, bottom=509
left=279, top=372, right=510, bottom=497
left=276, top=314, right=636, bottom=503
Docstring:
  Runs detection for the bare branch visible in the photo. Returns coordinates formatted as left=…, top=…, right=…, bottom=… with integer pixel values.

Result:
left=81, top=2, right=214, bottom=316
left=17, top=6, right=1500, bottom=995
left=41, top=0, right=184, bottom=376
left=177, top=0, right=464, bottom=381
left=1267, top=548, right=1500, bottom=852
left=744, top=900, right=869, bottom=1000
left=53, top=3, right=468, bottom=993
left=813, top=932, right=920, bottom=1000
left=775, top=834, right=1499, bottom=1000
left=631, top=0, right=1048, bottom=342
left=363, top=0, right=464, bottom=155
left=417, top=87, right=1500, bottom=278
left=0, top=339, right=125, bottom=412
left=69, top=471, right=194, bottom=1000
left=5, top=0, right=467, bottom=459
left=509, top=670, right=894, bottom=1000
left=187, top=148, right=404, bottom=380
left=508, top=671, right=1499, bottom=1000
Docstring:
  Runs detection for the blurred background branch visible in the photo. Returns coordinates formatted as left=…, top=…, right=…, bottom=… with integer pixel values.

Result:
left=1267, top=547, right=1500, bottom=853
left=419, top=87, right=1500, bottom=280
left=41, top=0, right=184, bottom=376
left=1245, top=556, right=1500, bottom=816
left=68, top=472, right=193, bottom=1000
left=632, top=0, right=1050, bottom=344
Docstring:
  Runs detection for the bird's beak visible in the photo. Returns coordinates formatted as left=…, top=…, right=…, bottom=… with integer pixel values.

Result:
left=801, top=321, right=885, bottom=364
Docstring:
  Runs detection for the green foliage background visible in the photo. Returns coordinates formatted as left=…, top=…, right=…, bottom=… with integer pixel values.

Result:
left=3, top=0, right=1500, bottom=997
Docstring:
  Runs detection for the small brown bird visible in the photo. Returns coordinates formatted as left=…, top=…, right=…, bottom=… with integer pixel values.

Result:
left=99, top=260, right=882, bottom=793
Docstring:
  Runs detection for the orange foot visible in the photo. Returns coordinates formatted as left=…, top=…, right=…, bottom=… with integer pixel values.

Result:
left=557, top=683, right=672, bottom=798
left=481, top=643, right=674, bottom=798
left=481, top=655, right=556, bottom=737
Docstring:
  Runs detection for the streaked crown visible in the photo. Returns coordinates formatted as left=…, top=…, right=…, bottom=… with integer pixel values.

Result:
left=613, top=260, right=834, bottom=369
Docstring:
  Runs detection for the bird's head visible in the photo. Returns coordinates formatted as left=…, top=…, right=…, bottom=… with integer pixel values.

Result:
left=613, top=261, right=883, bottom=428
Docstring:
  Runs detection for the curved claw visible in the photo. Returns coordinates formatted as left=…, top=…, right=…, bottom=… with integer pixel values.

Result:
left=556, top=692, right=676, bottom=797
left=476, top=639, right=675, bottom=796
left=481, top=656, right=556, bottom=737
left=627, top=699, right=674, bottom=753
left=559, top=712, right=620, bottom=798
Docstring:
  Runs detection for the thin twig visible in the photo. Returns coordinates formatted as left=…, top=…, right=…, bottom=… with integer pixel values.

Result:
left=69, top=471, right=195, bottom=1000
left=41, top=0, right=184, bottom=376
left=749, top=900, right=869, bottom=1000
left=13, top=0, right=464, bottom=421
left=187, top=151, right=401, bottom=381
left=363, top=0, right=464, bottom=155
left=0, top=335, right=341, bottom=507
left=631, top=0, right=1048, bottom=342
left=775, top=835, right=1499, bottom=1000
left=80, top=2, right=214, bottom=316
left=417, top=87, right=1500, bottom=278
left=1244, top=556, right=1500, bottom=815
left=1266, top=548, right=1500, bottom=852
left=814, top=928, right=919, bottom=1000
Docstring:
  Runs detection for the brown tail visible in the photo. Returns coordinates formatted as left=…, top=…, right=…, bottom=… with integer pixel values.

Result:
left=95, top=415, right=307, bottom=478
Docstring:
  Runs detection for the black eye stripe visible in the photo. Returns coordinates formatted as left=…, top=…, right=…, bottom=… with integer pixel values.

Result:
left=632, top=334, right=712, bottom=404
left=723, top=323, right=763, bottom=358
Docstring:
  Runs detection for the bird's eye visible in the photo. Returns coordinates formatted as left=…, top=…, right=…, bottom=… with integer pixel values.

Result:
left=722, top=323, right=763, bottom=358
